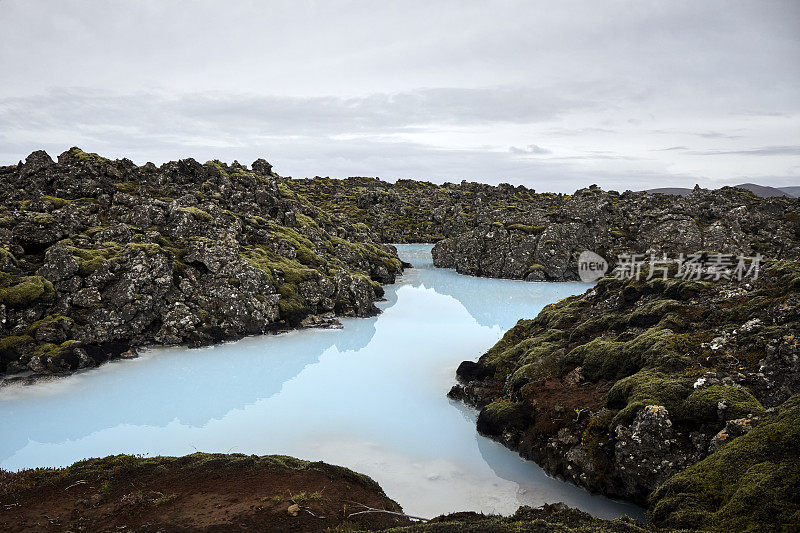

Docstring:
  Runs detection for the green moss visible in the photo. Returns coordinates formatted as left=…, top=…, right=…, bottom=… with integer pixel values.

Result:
left=581, top=409, right=615, bottom=482
left=526, top=263, right=546, bottom=274
left=0, top=247, right=17, bottom=265
left=1, top=452, right=383, bottom=499
left=627, top=299, right=683, bottom=327
left=378, top=504, right=651, bottom=532
left=536, top=300, right=585, bottom=329
left=26, top=314, right=73, bottom=340
left=650, top=395, right=800, bottom=531
left=480, top=319, right=540, bottom=369
left=294, top=212, right=319, bottom=230
left=270, top=225, right=325, bottom=268
left=33, top=212, right=55, bottom=224
left=507, top=341, right=565, bottom=386
left=66, top=147, right=110, bottom=164
left=569, top=314, right=624, bottom=342
left=277, top=183, right=295, bottom=199
left=567, top=327, right=680, bottom=382
left=288, top=491, right=323, bottom=505
left=505, top=223, right=546, bottom=235
left=178, top=206, right=214, bottom=221
left=113, top=181, right=137, bottom=193
left=41, top=195, right=70, bottom=208
left=242, top=245, right=323, bottom=323
left=681, top=385, right=765, bottom=423
left=68, top=243, right=123, bottom=276
left=606, top=370, right=692, bottom=426
left=276, top=282, right=309, bottom=321
left=0, top=335, right=34, bottom=353
left=0, top=276, right=55, bottom=307
left=477, top=400, right=530, bottom=436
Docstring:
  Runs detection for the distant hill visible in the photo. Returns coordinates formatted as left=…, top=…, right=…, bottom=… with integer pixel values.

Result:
left=734, top=183, right=795, bottom=197
left=645, top=183, right=798, bottom=198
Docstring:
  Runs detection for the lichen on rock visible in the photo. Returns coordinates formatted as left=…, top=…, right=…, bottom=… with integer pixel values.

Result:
left=449, top=260, right=799, bottom=511
left=0, top=148, right=404, bottom=377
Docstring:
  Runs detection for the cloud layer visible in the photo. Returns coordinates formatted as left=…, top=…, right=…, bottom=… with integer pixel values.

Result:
left=1, top=0, right=798, bottom=192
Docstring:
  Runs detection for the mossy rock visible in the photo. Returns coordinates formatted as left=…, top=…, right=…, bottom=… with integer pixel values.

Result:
left=566, top=327, right=680, bottom=382
left=0, top=247, right=18, bottom=266
left=627, top=299, right=683, bottom=327
left=606, top=369, right=692, bottom=426
left=276, top=282, right=310, bottom=323
left=26, top=314, right=74, bottom=342
left=66, top=147, right=110, bottom=164
left=681, top=385, right=765, bottom=423
left=68, top=243, right=124, bottom=276
left=379, top=504, right=651, bottom=532
left=0, top=335, right=34, bottom=353
left=476, top=400, right=530, bottom=437
left=0, top=276, right=55, bottom=307
left=649, top=394, right=800, bottom=531
left=505, top=223, right=546, bottom=235
left=178, top=206, right=213, bottom=222
left=41, top=195, right=70, bottom=208
left=33, top=212, right=55, bottom=225
left=0, top=335, right=35, bottom=370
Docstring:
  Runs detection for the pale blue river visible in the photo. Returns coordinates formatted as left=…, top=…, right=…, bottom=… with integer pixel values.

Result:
left=0, top=245, right=643, bottom=520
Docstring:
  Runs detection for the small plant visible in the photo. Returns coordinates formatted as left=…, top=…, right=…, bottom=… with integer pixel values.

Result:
left=289, top=491, right=323, bottom=505
left=100, top=479, right=113, bottom=497
left=153, top=493, right=177, bottom=506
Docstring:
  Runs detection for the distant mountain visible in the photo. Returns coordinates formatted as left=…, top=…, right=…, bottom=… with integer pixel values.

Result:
left=645, top=183, right=799, bottom=198
left=734, top=183, right=794, bottom=197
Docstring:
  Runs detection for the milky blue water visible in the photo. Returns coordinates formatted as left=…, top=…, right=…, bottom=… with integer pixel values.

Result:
left=0, top=245, right=643, bottom=520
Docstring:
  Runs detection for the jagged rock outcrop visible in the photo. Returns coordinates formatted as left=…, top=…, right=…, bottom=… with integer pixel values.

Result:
left=649, top=394, right=800, bottom=531
left=432, top=186, right=800, bottom=280
left=448, top=260, right=800, bottom=505
left=288, top=178, right=800, bottom=281
left=0, top=148, right=403, bottom=377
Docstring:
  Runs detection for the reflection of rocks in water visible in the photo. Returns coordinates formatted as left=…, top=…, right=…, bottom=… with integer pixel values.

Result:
left=475, top=427, right=645, bottom=521
left=0, top=294, right=392, bottom=465
left=397, top=245, right=587, bottom=329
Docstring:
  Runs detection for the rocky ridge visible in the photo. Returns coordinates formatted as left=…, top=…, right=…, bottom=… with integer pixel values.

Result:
left=0, top=148, right=403, bottom=378
left=448, top=259, right=800, bottom=530
left=288, top=177, right=800, bottom=281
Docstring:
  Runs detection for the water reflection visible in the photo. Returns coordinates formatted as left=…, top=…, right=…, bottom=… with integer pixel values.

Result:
left=0, top=245, right=640, bottom=520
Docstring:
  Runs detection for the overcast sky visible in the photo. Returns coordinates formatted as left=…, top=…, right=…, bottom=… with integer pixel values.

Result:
left=1, top=1, right=799, bottom=192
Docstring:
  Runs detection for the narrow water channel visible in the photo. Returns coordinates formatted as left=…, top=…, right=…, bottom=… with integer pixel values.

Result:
left=0, top=245, right=644, bottom=520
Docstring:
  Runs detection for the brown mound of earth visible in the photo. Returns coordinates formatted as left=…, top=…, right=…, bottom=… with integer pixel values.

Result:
left=0, top=453, right=414, bottom=532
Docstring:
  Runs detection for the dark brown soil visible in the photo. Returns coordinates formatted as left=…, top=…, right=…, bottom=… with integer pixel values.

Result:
left=0, top=453, right=413, bottom=532
left=526, top=377, right=609, bottom=434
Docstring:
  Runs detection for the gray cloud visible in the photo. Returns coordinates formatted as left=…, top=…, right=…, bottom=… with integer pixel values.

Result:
left=509, top=144, right=551, bottom=155
left=695, top=132, right=743, bottom=140
left=688, top=146, right=800, bottom=156
left=0, top=87, right=590, bottom=138
left=0, top=0, right=798, bottom=191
